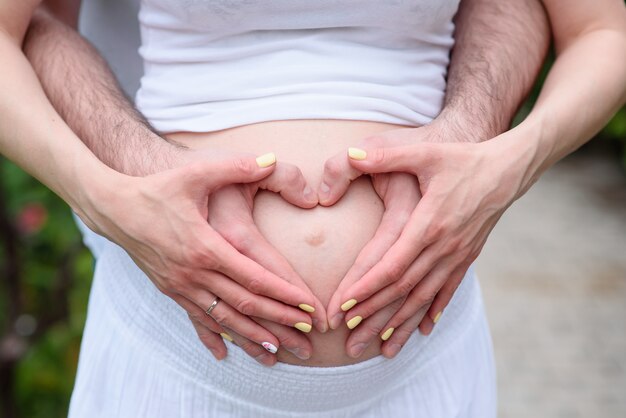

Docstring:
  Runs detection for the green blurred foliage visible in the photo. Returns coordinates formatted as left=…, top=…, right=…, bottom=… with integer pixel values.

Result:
left=0, top=159, right=94, bottom=418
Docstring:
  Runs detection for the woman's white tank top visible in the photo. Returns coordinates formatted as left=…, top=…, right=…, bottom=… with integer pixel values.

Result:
left=135, top=0, right=461, bottom=133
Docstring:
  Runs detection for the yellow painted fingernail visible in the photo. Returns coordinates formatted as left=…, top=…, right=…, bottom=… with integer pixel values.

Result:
left=341, top=299, right=357, bottom=311
left=298, top=303, right=315, bottom=313
left=433, top=311, right=442, bottom=324
left=220, top=332, right=233, bottom=342
left=256, top=152, right=276, bottom=168
left=348, top=147, right=367, bottom=160
left=346, top=316, right=363, bottom=329
left=381, top=327, right=395, bottom=341
left=294, top=322, right=312, bottom=333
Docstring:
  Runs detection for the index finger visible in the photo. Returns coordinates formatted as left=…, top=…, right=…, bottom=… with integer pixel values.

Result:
left=206, top=228, right=319, bottom=310
left=338, top=205, right=435, bottom=308
left=318, top=149, right=365, bottom=206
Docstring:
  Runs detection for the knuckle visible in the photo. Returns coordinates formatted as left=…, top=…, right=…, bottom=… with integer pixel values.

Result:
left=364, top=322, right=384, bottom=338
left=424, top=220, right=447, bottom=243
left=198, top=331, right=216, bottom=346
left=235, top=298, right=257, bottom=316
left=185, top=245, right=210, bottom=266
left=232, top=157, right=257, bottom=176
left=394, top=327, right=413, bottom=343
left=394, top=279, right=415, bottom=298
left=323, top=159, right=343, bottom=179
left=444, top=238, right=463, bottom=255
left=222, top=223, right=252, bottom=250
left=385, top=260, right=407, bottom=283
left=371, top=148, right=387, bottom=165
left=283, top=165, right=302, bottom=184
left=275, top=311, right=292, bottom=327
left=414, top=289, right=437, bottom=308
left=389, top=297, right=406, bottom=312
left=246, top=274, right=267, bottom=294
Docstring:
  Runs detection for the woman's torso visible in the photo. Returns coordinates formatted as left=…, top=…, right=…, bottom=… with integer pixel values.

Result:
left=132, top=0, right=461, bottom=367
left=168, top=119, right=409, bottom=366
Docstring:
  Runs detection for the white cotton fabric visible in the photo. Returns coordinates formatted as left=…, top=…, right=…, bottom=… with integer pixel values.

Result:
left=135, top=0, right=460, bottom=133
left=69, top=220, right=496, bottom=417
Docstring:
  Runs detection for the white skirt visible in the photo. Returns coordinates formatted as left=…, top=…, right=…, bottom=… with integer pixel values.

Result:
left=68, top=220, right=496, bottom=417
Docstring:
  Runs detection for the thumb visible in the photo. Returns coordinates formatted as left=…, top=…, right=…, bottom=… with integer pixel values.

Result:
left=318, top=150, right=364, bottom=206
left=346, top=144, right=432, bottom=175
left=256, top=162, right=318, bottom=208
left=200, top=152, right=278, bottom=190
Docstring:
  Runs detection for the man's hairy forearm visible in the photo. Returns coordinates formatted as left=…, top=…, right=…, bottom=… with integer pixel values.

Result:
left=438, top=0, right=551, bottom=141
left=23, top=9, right=184, bottom=176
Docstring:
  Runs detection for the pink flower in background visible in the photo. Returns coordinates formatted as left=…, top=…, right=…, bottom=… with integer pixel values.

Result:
left=17, top=203, right=48, bottom=234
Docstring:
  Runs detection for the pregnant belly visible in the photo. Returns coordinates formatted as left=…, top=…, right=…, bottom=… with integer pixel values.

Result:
left=167, top=119, right=416, bottom=366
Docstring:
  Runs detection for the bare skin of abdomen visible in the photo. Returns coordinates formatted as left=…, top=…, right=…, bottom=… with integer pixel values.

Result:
left=168, top=119, right=415, bottom=366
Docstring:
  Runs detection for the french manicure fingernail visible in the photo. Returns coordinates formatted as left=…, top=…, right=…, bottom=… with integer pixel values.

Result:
left=256, top=152, right=276, bottom=168
left=294, top=322, right=312, bottom=333
left=313, top=317, right=329, bottom=333
left=319, top=182, right=331, bottom=201
left=433, top=311, right=442, bottom=324
left=220, top=332, right=234, bottom=342
left=348, top=147, right=367, bottom=160
left=350, top=343, right=368, bottom=358
left=303, top=186, right=315, bottom=201
left=381, top=327, right=395, bottom=341
left=330, top=313, right=344, bottom=329
left=298, top=303, right=315, bottom=313
left=341, top=299, right=357, bottom=311
left=346, top=316, right=363, bottom=330
left=262, top=342, right=278, bottom=354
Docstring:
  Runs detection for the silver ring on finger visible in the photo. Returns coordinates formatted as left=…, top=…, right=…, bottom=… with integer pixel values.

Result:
left=205, top=297, right=220, bottom=317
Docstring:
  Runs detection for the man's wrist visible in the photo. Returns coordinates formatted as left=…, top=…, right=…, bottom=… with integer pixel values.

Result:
left=113, top=127, right=190, bottom=176
left=428, top=106, right=502, bottom=144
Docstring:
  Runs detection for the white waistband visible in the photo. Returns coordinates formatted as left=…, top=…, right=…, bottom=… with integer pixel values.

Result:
left=91, top=241, right=481, bottom=413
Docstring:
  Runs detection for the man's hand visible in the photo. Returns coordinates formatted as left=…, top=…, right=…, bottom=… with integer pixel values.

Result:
left=320, top=124, right=511, bottom=357
left=76, top=151, right=326, bottom=365
left=323, top=131, right=523, bottom=357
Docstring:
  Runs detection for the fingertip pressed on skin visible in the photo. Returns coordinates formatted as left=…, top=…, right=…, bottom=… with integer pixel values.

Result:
left=255, top=152, right=276, bottom=167
left=347, top=147, right=367, bottom=160
left=381, top=327, right=395, bottom=341
left=340, top=298, right=357, bottom=312
left=346, top=315, right=363, bottom=330
left=298, top=303, right=315, bottom=313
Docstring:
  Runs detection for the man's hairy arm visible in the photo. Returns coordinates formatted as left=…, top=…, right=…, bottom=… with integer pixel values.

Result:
left=23, top=6, right=182, bottom=176
left=437, top=0, right=551, bottom=142
left=322, top=0, right=551, bottom=355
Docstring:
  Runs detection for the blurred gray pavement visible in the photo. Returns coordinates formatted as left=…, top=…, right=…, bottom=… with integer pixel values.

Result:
left=477, top=143, right=626, bottom=417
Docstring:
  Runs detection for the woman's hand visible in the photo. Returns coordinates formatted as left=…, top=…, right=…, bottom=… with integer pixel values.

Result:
left=323, top=128, right=527, bottom=357
left=77, top=152, right=325, bottom=364
left=206, top=167, right=335, bottom=363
